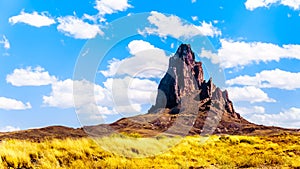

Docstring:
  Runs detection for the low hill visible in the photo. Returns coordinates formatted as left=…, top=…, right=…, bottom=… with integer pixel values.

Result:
left=0, top=126, right=87, bottom=141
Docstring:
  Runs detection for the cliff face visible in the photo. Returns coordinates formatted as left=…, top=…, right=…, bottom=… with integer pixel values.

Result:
left=149, top=44, right=238, bottom=119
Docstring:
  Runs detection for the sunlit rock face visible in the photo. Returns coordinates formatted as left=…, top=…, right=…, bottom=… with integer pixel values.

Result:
left=149, top=44, right=238, bottom=119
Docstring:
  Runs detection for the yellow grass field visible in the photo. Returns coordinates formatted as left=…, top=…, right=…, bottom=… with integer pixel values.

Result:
left=0, top=133, right=299, bottom=169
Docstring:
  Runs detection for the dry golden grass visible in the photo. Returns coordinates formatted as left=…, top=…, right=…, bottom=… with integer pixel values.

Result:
left=0, top=133, right=299, bottom=168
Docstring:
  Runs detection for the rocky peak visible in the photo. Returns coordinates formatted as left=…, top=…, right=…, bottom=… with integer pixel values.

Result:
left=81, top=44, right=299, bottom=137
left=149, top=44, right=239, bottom=119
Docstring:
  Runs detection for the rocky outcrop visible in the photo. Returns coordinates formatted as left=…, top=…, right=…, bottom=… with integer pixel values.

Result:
left=82, top=44, right=300, bottom=137
left=149, top=44, right=197, bottom=109
left=149, top=44, right=239, bottom=119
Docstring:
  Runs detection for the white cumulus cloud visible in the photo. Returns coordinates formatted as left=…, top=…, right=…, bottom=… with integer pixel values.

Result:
left=6, top=65, right=159, bottom=124
left=43, top=79, right=112, bottom=109
left=0, top=97, right=31, bottom=110
left=247, top=107, right=300, bottom=128
left=200, top=39, right=300, bottom=69
left=9, top=10, right=55, bottom=27
left=95, top=0, right=132, bottom=16
left=57, top=16, right=103, bottom=39
left=6, top=66, right=57, bottom=87
left=100, top=40, right=169, bottom=78
left=281, top=0, right=300, bottom=10
left=226, top=86, right=276, bottom=103
left=245, top=0, right=300, bottom=10
left=226, top=69, right=300, bottom=90
left=42, top=77, right=158, bottom=124
left=139, top=11, right=221, bottom=39
left=235, top=106, right=266, bottom=116
left=104, top=76, right=158, bottom=105
left=103, top=76, right=158, bottom=116
left=43, top=79, right=115, bottom=125
left=127, top=40, right=156, bottom=55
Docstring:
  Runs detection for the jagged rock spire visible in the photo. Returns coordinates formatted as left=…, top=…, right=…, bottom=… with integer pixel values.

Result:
left=149, top=44, right=238, bottom=118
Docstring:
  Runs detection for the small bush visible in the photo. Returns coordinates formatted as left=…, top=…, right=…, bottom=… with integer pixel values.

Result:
left=240, top=138, right=255, bottom=145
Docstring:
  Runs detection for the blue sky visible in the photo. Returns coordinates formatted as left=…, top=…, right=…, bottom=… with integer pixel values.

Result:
left=0, top=0, right=300, bottom=132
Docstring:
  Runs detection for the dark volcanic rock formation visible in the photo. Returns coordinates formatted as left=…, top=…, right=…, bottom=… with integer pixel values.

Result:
left=82, top=44, right=299, bottom=137
left=149, top=44, right=238, bottom=119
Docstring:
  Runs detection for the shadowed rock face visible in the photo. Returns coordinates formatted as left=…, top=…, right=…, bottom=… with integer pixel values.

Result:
left=149, top=44, right=238, bottom=118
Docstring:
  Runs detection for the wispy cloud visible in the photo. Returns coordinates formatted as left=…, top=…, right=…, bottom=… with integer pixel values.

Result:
left=0, top=126, right=21, bottom=132
left=0, top=35, right=10, bottom=49
left=9, top=10, right=55, bottom=27
left=191, top=16, right=198, bottom=21
left=245, top=0, right=300, bottom=11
